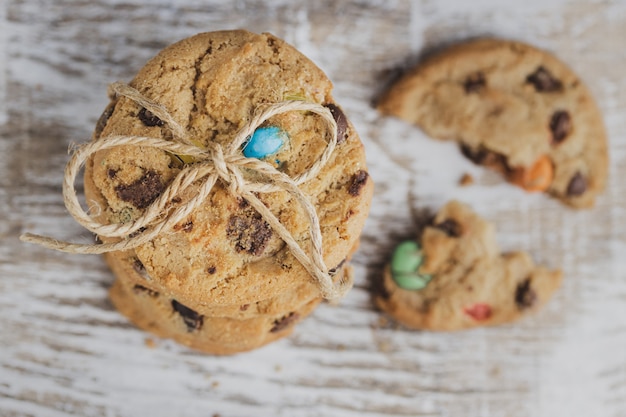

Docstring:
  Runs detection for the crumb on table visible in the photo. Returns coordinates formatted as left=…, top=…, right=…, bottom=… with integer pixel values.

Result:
left=459, top=173, right=474, bottom=186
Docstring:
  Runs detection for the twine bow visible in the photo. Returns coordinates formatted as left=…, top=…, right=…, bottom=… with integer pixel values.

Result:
left=20, top=82, right=351, bottom=301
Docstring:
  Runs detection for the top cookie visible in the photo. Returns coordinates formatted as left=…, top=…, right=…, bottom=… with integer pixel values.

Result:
left=85, top=30, right=373, bottom=306
left=378, top=38, right=608, bottom=208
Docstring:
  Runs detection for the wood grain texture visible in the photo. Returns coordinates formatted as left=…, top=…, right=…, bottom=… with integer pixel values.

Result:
left=1, top=1, right=625, bottom=416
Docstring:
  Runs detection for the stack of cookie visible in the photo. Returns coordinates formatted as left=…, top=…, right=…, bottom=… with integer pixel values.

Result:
left=83, top=30, right=373, bottom=354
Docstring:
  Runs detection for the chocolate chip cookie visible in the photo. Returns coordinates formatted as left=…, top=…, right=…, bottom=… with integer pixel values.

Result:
left=85, top=30, right=373, bottom=352
left=375, top=201, right=562, bottom=330
left=378, top=38, right=607, bottom=208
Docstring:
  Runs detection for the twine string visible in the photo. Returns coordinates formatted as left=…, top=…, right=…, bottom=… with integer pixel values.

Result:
left=20, top=82, right=351, bottom=301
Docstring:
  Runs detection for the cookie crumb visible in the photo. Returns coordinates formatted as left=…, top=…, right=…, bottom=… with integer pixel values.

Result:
left=459, top=173, right=474, bottom=186
left=144, top=337, right=157, bottom=349
left=376, top=340, right=392, bottom=353
left=372, top=316, right=390, bottom=329
left=489, top=366, right=502, bottom=378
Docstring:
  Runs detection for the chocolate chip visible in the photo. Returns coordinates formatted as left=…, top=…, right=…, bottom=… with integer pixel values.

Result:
left=132, top=285, right=159, bottom=297
left=132, top=258, right=145, bottom=273
left=266, top=36, right=280, bottom=54
left=94, top=101, right=117, bottom=138
left=463, top=72, right=486, bottom=94
left=329, top=259, right=346, bottom=276
left=526, top=66, right=563, bottom=92
left=132, top=258, right=152, bottom=281
left=138, top=107, right=164, bottom=127
left=566, top=172, right=587, bottom=196
left=270, top=312, right=299, bottom=333
left=115, top=170, right=165, bottom=209
left=549, top=111, right=572, bottom=145
left=171, top=300, right=204, bottom=332
left=238, top=198, right=249, bottom=209
left=460, top=144, right=508, bottom=170
left=461, top=144, right=486, bottom=164
left=515, top=278, right=537, bottom=310
left=207, top=266, right=216, bottom=274
left=348, top=170, right=369, bottom=196
left=107, top=169, right=118, bottom=179
left=325, top=103, right=348, bottom=143
left=227, top=213, right=273, bottom=256
left=434, top=219, right=462, bottom=237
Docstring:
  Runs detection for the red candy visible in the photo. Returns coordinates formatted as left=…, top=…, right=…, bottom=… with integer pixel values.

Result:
left=464, top=303, right=492, bottom=321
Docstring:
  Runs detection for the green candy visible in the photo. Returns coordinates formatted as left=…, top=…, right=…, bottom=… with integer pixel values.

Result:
left=391, top=241, right=423, bottom=273
left=390, top=240, right=432, bottom=290
left=392, top=272, right=432, bottom=290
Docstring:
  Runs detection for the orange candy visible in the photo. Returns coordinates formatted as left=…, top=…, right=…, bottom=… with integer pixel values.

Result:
left=508, top=155, right=554, bottom=192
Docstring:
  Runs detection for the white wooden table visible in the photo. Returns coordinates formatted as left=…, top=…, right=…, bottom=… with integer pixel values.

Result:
left=2, top=1, right=626, bottom=416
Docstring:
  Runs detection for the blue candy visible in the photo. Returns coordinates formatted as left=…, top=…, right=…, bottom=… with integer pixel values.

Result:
left=243, top=126, right=287, bottom=159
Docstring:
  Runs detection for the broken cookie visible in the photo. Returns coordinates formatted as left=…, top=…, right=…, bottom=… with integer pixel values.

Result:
left=375, top=201, right=562, bottom=331
left=378, top=38, right=608, bottom=208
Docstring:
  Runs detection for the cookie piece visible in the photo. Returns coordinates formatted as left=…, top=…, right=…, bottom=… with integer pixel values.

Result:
left=85, top=30, right=373, bottom=307
left=109, top=278, right=321, bottom=355
left=375, top=201, right=562, bottom=330
left=378, top=38, right=607, bottom=208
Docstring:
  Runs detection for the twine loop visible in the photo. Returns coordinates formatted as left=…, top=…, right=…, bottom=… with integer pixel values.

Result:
left=20, top=82, right=352, bottom=301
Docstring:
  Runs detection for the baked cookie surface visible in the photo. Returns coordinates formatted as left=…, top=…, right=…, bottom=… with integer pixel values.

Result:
left=378, top=38, right=607, bottom=208
left=85, top=30, right=373, bottom=306
left=109, top=278, right=323, bottom=355
left=375, top=201, right=562, bottom=330
left=103, top=246, right=354, bottom=320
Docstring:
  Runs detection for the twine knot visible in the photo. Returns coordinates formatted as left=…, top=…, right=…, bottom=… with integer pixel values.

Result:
left=20, top=82, right=352, bottom=301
